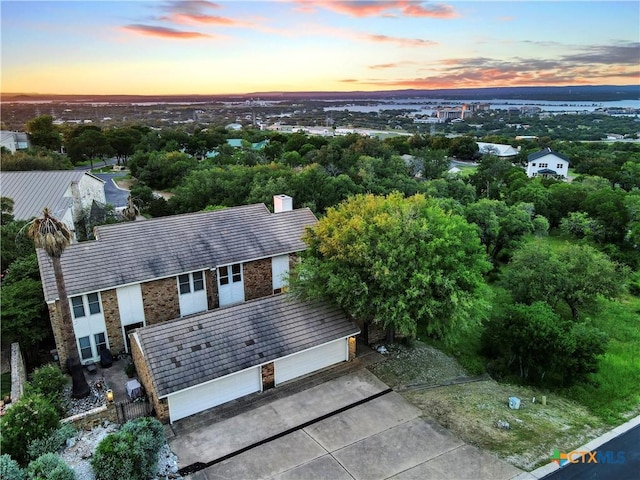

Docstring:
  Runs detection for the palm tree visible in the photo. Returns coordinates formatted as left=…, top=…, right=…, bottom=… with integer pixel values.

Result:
left=26, top=208, right=76, bottom=366
left=121, top=195, right=140, bottom=221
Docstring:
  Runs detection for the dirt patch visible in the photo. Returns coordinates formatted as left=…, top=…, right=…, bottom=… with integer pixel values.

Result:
left=114, top=178, right=136, bottom=190
left=113, top=178, right=174, bottom=200
left=369, top=342, right=468, bottom=387
left=367, top=341, right=609, bottom=471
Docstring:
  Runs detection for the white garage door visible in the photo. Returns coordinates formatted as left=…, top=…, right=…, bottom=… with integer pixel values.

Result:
left=167, top=366, right=261, bottom=423
left=274, top=339, right=348, bottom=386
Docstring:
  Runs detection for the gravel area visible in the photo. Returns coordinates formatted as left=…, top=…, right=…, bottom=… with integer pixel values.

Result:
left=368, top=340, right=468, bottom=387
left=60, top=421, right=182, bottom=480
left=63, top=377, right=109, bottom=416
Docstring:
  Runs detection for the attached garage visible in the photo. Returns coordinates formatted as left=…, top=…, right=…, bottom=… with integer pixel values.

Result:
left=275, top=338, right=348, bottom=386
left=133, top=294, right=359, bottom=424
left=167, top=367, right=261, bottom=423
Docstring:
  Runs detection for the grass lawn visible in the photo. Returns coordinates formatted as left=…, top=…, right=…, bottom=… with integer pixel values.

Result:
left=451, top=163, right=477, bottom=177
left=566, top=294, right=640, bottom=423
left=422, top=288, right=640, bottom=425
left=375, top=248, right=640, bottom=469
left=369, top=342, right=610, bottom=470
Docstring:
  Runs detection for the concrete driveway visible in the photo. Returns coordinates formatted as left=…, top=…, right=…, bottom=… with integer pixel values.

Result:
left=169, top=369, right=522, bottom=480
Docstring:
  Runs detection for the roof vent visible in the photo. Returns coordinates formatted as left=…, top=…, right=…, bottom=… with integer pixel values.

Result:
left=273, top=194, right=293, bottom=213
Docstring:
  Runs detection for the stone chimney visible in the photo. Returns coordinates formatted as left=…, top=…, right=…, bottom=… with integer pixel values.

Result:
left=273, top=194, right=293, bottom=213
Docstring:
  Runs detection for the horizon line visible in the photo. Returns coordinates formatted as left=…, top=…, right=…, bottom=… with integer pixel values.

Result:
left=2, top=84, right=640, bottom=98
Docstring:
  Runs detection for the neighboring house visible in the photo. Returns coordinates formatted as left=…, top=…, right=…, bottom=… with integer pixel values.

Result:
left=36, top=195, right=359, bottom=423
left=526, top=148, right=570, bottom=179
left=0, top=171, right=106, bottom=235
left=226, top=138, right=269, bottom=149
left=476, top=142, right=519, bottom=158
left=0, top=130, right=30, bottom=153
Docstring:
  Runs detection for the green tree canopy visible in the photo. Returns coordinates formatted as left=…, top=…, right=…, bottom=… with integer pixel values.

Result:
left=293, top=192, right=491, bottom=340
left=501, top=239, right=626, bottom=318
left=0, top=394, right=60, bottom=465
left=481, top=301, right=607, bottom=385
left=66, top=128, right=113, bottom=168
left=463, top=199, right=537, bottom=262
left=25, top=115, right=62, bottom=151
left=0, top=149, right=73, bottom=171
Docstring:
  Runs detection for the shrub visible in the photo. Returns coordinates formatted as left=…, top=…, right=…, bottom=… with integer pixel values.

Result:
left=0, top=454, right=24, bottom=480
left=628, top=271, right=640, bottom=296
left=25, top=453, right=75, bottom=480
left=482, top=301, right=608, bottom=386
left=0, top=394, right=60, bottom=465
left=25, top=364, right=69, bottom=416
left=27, top=423, right=76, bottom=461
left=91, top=417, right=165, bottom=480
left=120, top=416, right=164, bottom=452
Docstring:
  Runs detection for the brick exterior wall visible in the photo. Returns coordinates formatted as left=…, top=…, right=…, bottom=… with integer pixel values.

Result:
left=348, top=337, right=357, bottom=361
left=141, top=277, right=180, bottom=326
left=244, top=258, right=273, bottom=301
left=130, top=332, right=170, bottom=423
left=261, top=362, right=274, bottom=390
left=206, top=269, right=219, bottom=310
left=63, top=404, right=117, bottom=430
left=101, top=289, right=125, bottom=355
left=48, top=302, right=72, bottom=368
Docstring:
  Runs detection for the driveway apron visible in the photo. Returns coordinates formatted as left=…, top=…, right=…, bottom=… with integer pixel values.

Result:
left=169, top=369, right=522, bottom=480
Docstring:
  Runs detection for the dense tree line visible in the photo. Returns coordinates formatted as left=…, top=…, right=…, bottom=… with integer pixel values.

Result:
left=2, top=115, right=639, bottom=390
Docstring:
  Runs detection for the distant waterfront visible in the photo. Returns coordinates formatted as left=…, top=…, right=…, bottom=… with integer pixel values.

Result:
left=323, top=98, right=640, bottom=114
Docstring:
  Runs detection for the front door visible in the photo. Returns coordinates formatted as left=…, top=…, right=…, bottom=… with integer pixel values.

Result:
left=218, top=263, right=244, bottom=307
left=123, top=322, right=144, bottom=354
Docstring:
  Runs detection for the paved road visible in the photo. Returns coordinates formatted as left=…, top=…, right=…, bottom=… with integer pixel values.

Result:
left=541, top=424, right=639, bottom=480
left=93, top=172, right=130, bottom=208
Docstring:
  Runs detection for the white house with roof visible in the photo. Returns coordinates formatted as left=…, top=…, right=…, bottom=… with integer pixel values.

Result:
left=476, top=142, right=520, bottom=158
left=526, top=148, right=570, bottom=179
left=0, top=170, right=105, bottom=234
left=36, top=195, right=359, bottom=423
left=0, top=131, right=30, bottom=153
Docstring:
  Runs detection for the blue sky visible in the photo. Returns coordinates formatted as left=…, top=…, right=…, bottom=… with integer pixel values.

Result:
left=1, top=1, right=638, bottom=95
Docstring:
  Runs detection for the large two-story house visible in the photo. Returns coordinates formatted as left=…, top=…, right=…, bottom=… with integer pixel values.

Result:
left=526, top=148, right=570, bottom=179
left=37, top=195, right=359, bottom=423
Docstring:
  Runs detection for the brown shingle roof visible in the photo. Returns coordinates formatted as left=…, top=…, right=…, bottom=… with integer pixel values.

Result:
left=37, top=204, right=317, bottom=302
left=135, top=294, right=359, bottom=397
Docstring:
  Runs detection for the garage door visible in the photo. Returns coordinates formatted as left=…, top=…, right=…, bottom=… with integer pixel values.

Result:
left=274, top=339, right=348, bottom=386
left=167, top=366, right=261, bottom=423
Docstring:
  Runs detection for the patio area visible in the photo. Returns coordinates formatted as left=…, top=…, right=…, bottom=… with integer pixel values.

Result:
left=63, top=354, right=143, bottom=418
left=89, top=355, right=140, bottom=404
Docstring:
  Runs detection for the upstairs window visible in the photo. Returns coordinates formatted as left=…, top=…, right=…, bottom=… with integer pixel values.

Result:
left=71, top=293, right=102, bottom=319
left=72, top=297, right=85, bottom=318
left=219, top=265, right=241, bottom=285
left=178, top=272, right=205, bottom=294
left=87, top=293, right=101, bottom=315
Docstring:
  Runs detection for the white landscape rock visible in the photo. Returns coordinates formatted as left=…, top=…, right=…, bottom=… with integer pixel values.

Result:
left=59, top=421, right=182, bottom=480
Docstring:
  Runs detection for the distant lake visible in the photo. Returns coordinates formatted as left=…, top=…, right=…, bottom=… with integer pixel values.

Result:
left=323, top=98, right=640, bottom=114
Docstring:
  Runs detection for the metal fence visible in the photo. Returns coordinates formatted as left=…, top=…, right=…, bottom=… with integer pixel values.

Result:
left=114, top=399, right=153, bottom=424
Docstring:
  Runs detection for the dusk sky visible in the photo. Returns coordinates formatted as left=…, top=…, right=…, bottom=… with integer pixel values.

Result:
left=2, top=1, right=639, bottom=95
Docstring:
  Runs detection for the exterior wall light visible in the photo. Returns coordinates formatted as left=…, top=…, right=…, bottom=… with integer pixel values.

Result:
left=106, top=389, right=114, bottom=403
